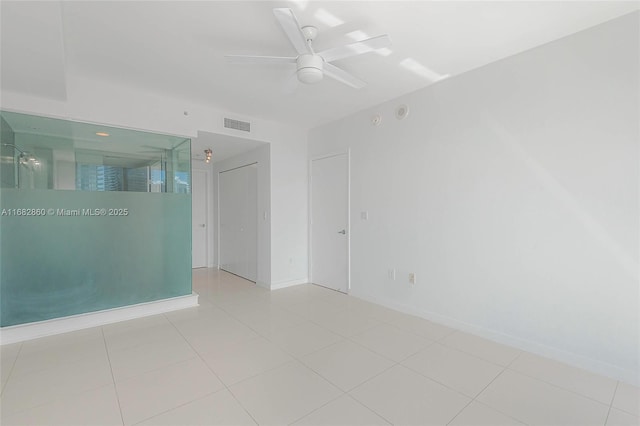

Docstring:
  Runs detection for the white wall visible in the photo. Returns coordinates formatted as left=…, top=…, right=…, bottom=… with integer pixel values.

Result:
left=269, top=126, right=309, bottom=287
left=309, top=13, right=639, bottom=384
left=2, top=70, right=309, bottom=289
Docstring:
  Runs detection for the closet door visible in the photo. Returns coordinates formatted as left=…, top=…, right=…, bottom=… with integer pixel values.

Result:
left=219, top=164, right=257, bottom=281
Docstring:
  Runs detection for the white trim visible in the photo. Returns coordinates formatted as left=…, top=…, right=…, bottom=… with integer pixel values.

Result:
left=219, top=161, right=258, bottom=174
left=256, top=280, right=271, bottom=290
left=217, top=162, right=259, bottom=282
left=0, top=293, right=199, bottom=345
left=350, top=289, right=639, bottom=386
left=270, top=278, right=308, bottom=290
left=346, top=148, right=351, bottom=293
left=192, top=169, right=209, bottom=269
left=308, top=150, right=351, bottom=294
left=0, top=107, right=194, bottom=139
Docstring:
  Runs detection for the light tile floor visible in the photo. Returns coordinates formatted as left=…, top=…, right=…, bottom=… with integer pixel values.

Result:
left=1, top=268, right=638, bottom=425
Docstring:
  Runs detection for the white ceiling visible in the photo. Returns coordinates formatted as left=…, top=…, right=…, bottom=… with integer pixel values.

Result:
left=1, top=1, right=638, bottom=130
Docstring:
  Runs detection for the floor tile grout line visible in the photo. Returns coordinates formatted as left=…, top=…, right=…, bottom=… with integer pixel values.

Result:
left=398, top=358, right=485, bottom=402
left=345, top=360, right=400, bottom=396
left=282, top=367, right=348, bottom=425
left=1, top=346, right=118, bottom=419
left=104, top=330, right=201, bottom=385
left=286, top=392, right=383, bottom=426
left=343, top=362, right=401, bottom=424
left=130, top=388, right=229, bottom=426
left=112, top=353, right=202, bottom=385
left=164, top=310, right=260, bottom=426
left=426, top=334, right=521, bottom=368
left=103, top=320, right=191, bottom=357
left=346, top=320, right=452, bottom=352
left=456, top=367, right=532, bottom=425
left=503, top=364, right=617, bottom=407
left=0, top=381, right=120, bottom=420
left=299, top=354, right=389, bottom=395
left=420, top=339, right=514, bottom=371
left=101, top=327, right=126, bottom=426
left=366, top=312, right=620, bottom=410
left=473, top=365, right=614, bottom=426
left=206, top=274, right=628, bottom=424
left=0, top=341, right=23, bottom=397
left=470, top=400, right=532, bottom=426
left=445, top=397, right=476, bottom=425
left=343, top=327, right=433, bottom=365
left=9, top=270, right=631, bottom=425
left=604, top=381, right=620, bottom=425
left=185, top=278, right=386, bottom=422
left=506, top=350, right=523, bottom=368
left=342, top=392, right=394, bottom=426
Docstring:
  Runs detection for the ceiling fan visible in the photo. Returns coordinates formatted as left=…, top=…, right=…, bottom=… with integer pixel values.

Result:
left=225, top=8, right=391, bottom=89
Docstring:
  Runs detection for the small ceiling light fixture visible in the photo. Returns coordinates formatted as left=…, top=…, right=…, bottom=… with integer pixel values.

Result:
left=204, top=149, right=213, bottom=163
left=95, top=132, right=110, bottom=137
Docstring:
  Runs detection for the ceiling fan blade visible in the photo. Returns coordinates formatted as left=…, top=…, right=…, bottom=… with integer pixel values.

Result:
left=225, top=55, right=296, bottom=64
left=323, top=63, right=366, bottom=89
left=318, top=34, right=391, bottom=62
left=273, top=8, right=311, bottom=55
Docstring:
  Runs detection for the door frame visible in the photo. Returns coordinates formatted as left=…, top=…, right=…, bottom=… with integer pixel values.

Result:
left=217, top=162, right=258, bottom=281
left=308, top=149, right=351, bottom=293
left=192, top=168, right=209, bottom=269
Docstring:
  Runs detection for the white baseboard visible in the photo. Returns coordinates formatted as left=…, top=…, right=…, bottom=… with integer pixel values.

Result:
left=350, top=290, right=639, bottom=387
left=270, top=278, right=308, bottom=290
left=256, top=280, right=271, bottom=290
left=0, top=293, right=199, bottom=345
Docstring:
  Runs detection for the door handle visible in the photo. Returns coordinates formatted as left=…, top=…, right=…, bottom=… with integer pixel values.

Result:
left=199, top=224, right=205, bottom=228
left=338, top=229, right=346, bottom=234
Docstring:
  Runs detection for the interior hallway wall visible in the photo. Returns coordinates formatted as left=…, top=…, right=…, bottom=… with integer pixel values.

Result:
left=309, top=13, right=639, bottom=384
left=2, top=73, right=309, bottom=289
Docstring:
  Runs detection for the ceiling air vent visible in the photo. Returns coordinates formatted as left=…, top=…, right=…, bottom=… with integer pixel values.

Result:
left=224, top=118, right=251, bottom=132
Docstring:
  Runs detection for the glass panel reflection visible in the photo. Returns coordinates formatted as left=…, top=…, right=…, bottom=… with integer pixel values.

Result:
left=0, top=111, right=192, bottom=327
left=0, top=110, right=191, bottom=193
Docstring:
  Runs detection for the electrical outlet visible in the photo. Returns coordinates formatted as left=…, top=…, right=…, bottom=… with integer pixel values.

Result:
left=388, top=268, right=396, bottom=280
left=409, top=273, right=416, bottom=285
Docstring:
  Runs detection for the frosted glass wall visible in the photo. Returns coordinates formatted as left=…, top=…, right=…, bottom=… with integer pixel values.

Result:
left=0, top=111, right=191, bottom=327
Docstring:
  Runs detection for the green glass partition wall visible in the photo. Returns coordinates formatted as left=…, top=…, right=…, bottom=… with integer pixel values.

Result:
left=0, top=111, right=192, bottom=327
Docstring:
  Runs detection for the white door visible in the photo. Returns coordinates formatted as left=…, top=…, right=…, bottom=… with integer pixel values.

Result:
left=311, top=153, right=349, bottom=293
left=192, top=169, right=208, bottom=268
left=219, top=164, right=257, bottom=281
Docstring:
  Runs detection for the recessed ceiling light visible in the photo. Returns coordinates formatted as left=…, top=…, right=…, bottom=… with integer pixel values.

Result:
left=96, top=132, right=110, bottom=137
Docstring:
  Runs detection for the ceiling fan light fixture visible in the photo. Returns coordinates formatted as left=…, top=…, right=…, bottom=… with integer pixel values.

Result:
left=296, top=54, right=323, bottom=84
left=297, top=67, right=323, bottom=84
left=227, top=8, right=391, bottom=90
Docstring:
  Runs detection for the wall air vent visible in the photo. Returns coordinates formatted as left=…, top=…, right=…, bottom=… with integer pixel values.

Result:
left=224, top=118, right=251, bottom=132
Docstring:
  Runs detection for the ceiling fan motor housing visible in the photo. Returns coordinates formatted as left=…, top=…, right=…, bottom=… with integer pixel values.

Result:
left=296, top=54, right=323, bottom=84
